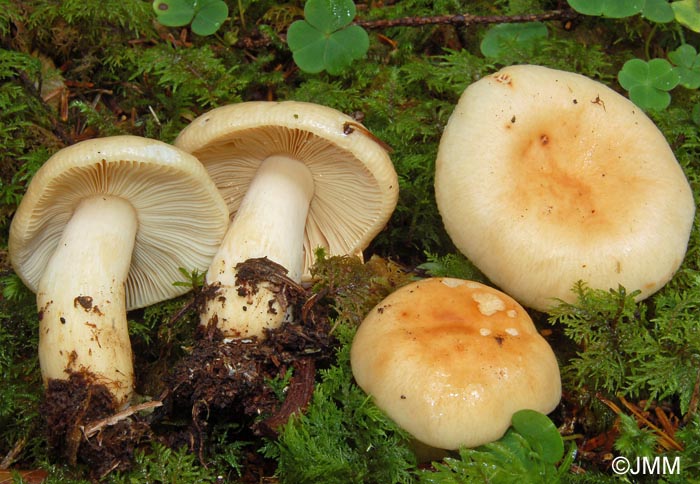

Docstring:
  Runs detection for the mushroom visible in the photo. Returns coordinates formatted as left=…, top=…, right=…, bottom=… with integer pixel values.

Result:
left=174, top=101, right=398, bottom=338
left=435, top=64, right=695, bottom=312
left=350, top=277, right=561, bottom=450
left=8, top=136, right=229, bottom=408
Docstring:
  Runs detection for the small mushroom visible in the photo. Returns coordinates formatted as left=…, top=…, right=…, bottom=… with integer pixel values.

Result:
left=8, top=136, right=229, bottom=408
left=350, top=277, right=561, bottom=450
left=435, top=64, right=695, bottom=312
left=175, top=101, right=398, bottom=338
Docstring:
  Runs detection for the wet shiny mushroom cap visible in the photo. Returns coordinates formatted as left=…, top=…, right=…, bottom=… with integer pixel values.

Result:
left=350, top=277, right=561, bottom=450
left=435, top=64, right=695, bottom=312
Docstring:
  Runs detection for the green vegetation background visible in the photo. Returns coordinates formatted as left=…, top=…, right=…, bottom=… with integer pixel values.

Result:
left=1, top=0, right=700, bottom=482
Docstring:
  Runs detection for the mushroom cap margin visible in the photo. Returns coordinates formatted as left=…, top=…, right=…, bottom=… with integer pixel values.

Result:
left=8, top=135, right=230, bottom=310
left=174, top=101, right=399, bottom=277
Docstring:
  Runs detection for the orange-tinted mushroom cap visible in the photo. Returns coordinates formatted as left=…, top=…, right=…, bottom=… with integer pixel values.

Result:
left=351, top=277, right=561, bottom=450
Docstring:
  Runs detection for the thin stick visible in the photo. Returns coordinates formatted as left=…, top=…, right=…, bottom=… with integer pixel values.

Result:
left=234, top=9, right=579, bottom=49
left=81, top=400, right=163, bottom=439
left=0, top=436, right=27, bottom=470
left=354, top=10, right=578, bottom=29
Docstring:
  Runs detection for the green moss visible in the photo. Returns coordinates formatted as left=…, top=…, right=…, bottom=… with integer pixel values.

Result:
left=417, top=251, right=486, bottom=282
left=108, top=442, right=219, bottom=484
left=550, top=279, right=700, bottom=418
left=0, top=274, right=43, bottom=467
left=264, top=324, right=416, bottom=484
left=309, top=250, right=413, bottom=328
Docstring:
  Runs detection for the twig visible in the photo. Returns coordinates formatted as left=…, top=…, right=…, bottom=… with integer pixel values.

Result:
left=354, top=9, right=578, bottom=29
left=234, top=9, right=579, bottom=50
left=0, top=435, right=27, bottom=470
left=81, top=400, right=163, bottom=439
left=597, top=394, right=683, bottom=452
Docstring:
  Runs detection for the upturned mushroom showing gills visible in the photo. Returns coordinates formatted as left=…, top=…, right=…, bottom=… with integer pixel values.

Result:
left=8, top=136, right=229, bottom=408
left=435, top=64, right=695, bottom=312
left=175, top=101, right=398, bottom=339
left=350, top=277, right=561, bottom=450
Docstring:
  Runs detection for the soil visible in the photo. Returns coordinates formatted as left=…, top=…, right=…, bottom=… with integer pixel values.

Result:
left=41, top=372, right=152, bottom=479
left=40, top=257, right=337, bottom=480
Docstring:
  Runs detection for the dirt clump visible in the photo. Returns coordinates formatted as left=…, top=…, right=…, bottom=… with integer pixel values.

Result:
left=41, top=372, right=153, bottom=479
left=158, top=256, right=336, bottom=463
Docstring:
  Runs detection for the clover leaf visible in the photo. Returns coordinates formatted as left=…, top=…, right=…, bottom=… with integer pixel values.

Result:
left=153, top=0, right=195, bottom=27
left=480, top=22, right=548, bottom=59
left=568, top=0, right=643, bottom=18
left=420, top=410, right=572, bottom=482
left=152, top=0, right=228, bottom=36
left=618, top=58, right=681, bottom=110
left=671, top=0, right=700, bottom=32
left=568, top=0, right=675, bottom=23
left=287, top=0, right=369, bottom=75
left=668, top=44, right=700, bottom=89
left=642, top=0, right=675, bottom=22
left=511, top=409, right=565, bottom=465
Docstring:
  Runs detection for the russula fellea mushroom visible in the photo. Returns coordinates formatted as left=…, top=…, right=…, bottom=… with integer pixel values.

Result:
left=8, top=136, right=229, bottom=408
left=435, top=64, right=695, bottom=312
left=174, top=101, right=398, bottom=339
left=350, top=277, right=561, bottom=450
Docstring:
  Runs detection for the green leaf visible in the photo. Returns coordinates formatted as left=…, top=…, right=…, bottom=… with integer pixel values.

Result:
left=323, top=25, right=369, bottom=75
left=672, top=0, right=700, bottom=32
left=305, top=0, right=355, bottom=32
left=480, top=22, right=548, bottom=59
left=630, top=83, right=673, bottom=110
left=647, top=58, right=682, bottom=89
left=190, top=0, right=228, bottom=36
left=605, top=0, right=644, bottom=17
left=287, top=0, right=369, bottom=75
left=642, top=0, right=676, bottom=22
left=152, top=0, right=195, bottom=27
left=618, top=58, right=649, bottom=89
left=511, top=409, right=565, bottom=465
left=618, top=58, right=680, bottom=110
left=287, top=21, right=327, bottom=73
left=668, top=44, right=700, bottom=89
left=567, top=0, right=603, bottom=16
left=568, top=0, right=643, bottom=18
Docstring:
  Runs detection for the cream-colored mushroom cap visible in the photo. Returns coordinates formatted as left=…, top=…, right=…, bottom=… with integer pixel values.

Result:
left=350, top=277, right=561, bottom=450
left=174, top=101, right=398, bottom=277
left=435, top=64, right=695, bottom=312
left=9, top=135, right=230, bottom=309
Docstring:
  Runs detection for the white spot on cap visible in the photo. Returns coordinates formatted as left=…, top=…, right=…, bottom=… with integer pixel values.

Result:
left=506, top=309, right=517, bottom=318
left=480, top=328, right=492, bottom=336
left=441, top=278, right=465, bottom=288
left=471, top=292, right=506, bottom=316
left=505, top=328, right=519, bottom=336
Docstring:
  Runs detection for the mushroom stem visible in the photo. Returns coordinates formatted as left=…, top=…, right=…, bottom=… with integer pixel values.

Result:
left=202, top=155, right=315, bottom=338
left=37, top=195, right=138, bottom=408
